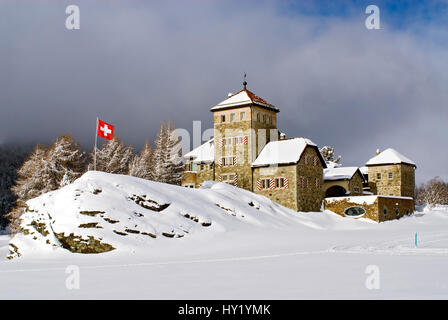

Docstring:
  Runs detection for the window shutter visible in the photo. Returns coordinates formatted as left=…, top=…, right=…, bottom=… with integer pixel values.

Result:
left=256, top=179, right=262, bottom=190
left=270, top=178, right=275, bottom=190
left=284, top=177, right=289, bottom=189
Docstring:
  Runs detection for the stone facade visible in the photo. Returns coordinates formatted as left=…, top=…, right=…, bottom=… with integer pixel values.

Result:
left=367, top=163, right=415, bottom=198
left=252, top=145, right=324, bottom=212
left=324, top=196, right=414, bottom=222
left=323, top=170, right=364, bottom=197
left=213, top=104, right=278, bottom=190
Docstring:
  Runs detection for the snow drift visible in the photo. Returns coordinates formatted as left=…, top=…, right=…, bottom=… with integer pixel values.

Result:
left=8, top=171, right=334, bottom=259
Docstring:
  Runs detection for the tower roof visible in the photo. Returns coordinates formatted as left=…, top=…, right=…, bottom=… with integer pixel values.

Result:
left=211, top=88, right=279, bottom=113
left=365, top=148, right=416, bottom=167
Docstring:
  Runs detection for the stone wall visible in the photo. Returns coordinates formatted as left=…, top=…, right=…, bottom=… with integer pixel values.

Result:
left=348, top=172, right=364, bottom=196
left=377, top=196, right=414, bottom=222
left=213, top=104, right=278, bottom=191
left=324, top=197, right=379, bottom=221
left=296, top=146, right=324, bottom=212
left=367, top=163, right=415, bottom=197
left=324, top=196, right=414, bottom=222
left=181, top=171, right=197, bottom=187
left=253, top=165, right=297, bottom=210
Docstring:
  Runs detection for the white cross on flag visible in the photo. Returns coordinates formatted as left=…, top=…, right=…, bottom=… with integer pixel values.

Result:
left=97, top=119, right=114, bottom=140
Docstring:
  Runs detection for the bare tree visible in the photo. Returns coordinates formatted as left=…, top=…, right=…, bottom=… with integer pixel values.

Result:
left=416, top=177, right=448, bottom=208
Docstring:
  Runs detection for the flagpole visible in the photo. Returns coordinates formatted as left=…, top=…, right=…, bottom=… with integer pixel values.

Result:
left=94, top=117, right=98, bottom=171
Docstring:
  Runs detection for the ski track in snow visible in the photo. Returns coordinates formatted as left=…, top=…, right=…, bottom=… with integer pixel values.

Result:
left=0, top=249, right=330, bottom=274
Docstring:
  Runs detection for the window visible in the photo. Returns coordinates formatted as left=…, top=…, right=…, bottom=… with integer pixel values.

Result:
left=230, top=113, right=236, bottom=122
left=261, top=178, right=271, bottom=189
left=262, top=114, right=266, bottom=123
left=275, top=178, right=285, bottom=188
left=304, top=155, right=309, bottom=165
left=209, top=164, right=213, bottom=170
left=200, top=164, right=204, bottom=171
left=221, top=115, right=226, bottom=123
left=240, top=112, right=246, bottom=120
left=388, top=172, right=393, bottom=179
left=229, top=174, right=235, bottom=181
left=221, top=156, right=234, bottom=166
left=395, top=208, right=400, bottom=217
left=313, top=156, right=318, bottom=166
left=377, top=173, right=381, bottom=180
left=222, top=137, right=232, bottom=146
left=256, top=112, right=260, bottom=122
left=222, top=175, right=228, bottom=181
left=383, top=208, right=388, bottom=215
left=344, top=207, right=366, bottom=217
left=269, top=115, right=273, bottom=124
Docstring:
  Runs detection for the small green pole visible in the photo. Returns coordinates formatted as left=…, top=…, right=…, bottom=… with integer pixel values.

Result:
left=415, top=232, right=418, bottom=247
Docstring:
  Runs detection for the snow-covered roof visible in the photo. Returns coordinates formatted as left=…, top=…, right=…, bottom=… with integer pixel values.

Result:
left=211, top=88, right=279, bottom=112
left=252, top=137, right=325, bottom=167
left=324, top=167, right=362, bottom=181
left=359, top=166, right=368, bottom=175
left=183, top=139, right=214, bottom=163
left=365, top=148, right=416, bottom=167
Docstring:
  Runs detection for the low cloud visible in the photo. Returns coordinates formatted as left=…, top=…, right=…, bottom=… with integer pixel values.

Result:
left=0, top=0, right=446, bottom=183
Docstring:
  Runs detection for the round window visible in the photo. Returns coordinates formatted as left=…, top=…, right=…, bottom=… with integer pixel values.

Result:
left=344, top=206, right=366, bottom=217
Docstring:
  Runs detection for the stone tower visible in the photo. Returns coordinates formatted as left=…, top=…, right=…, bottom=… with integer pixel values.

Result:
left=365, top=148, right=416, bottom=198
left=210, top=81, right=279, bottom=191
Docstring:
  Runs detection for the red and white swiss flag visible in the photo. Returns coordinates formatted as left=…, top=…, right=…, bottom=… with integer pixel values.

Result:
left=97, top=119, right=114, bottom=140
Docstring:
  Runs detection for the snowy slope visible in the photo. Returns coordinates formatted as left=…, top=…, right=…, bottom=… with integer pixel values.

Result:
left=8, top=171, right=358, bottom=259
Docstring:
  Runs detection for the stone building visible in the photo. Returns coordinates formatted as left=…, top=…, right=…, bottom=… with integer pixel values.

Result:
left=323, top=167, right=365, bottom=198
left=182, top=139, right=214, bottom=188
left=181, top=82, right=417, bottom=220
left=251, top=138, right=326, bottom=212
left=365, top=148, right=416, bottom=198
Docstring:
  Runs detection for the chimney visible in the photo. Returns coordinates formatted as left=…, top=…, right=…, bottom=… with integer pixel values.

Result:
left=228, top=92, right=233, bottom=98
left=376, top=148, right=381, bottom=155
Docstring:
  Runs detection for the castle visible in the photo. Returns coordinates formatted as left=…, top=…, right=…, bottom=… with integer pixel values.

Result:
left=181, top=82, right=416, bottom=222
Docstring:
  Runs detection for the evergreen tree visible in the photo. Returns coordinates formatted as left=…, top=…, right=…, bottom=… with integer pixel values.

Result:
left=320, top=146, right=342, bottom=168
left=10, top=145, right=48, bottom=202
left=92, top=136, right=133, bottom=174
left=152, top=122, right=183, bottom=184
left=165, top=121, right=184, bottom=185
left=129, top=140, right=154, bottom=180
left=44, top=134, right=86, bottom=189
left=7, top=135, right=86, bottom=233
left=152, top=122, right=169, bottom=182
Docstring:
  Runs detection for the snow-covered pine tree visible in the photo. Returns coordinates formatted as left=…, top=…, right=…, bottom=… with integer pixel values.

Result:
left=152, top=122, right=169, bottom=182
left=319, top=146, right=342, bottom=168
left=165, top=121, right=184, bottom=185
left=93, top=136, right=133, bottom=174
left=7, top=135, right=86, bottom=233
left=129, top=140, right=154, bottom=180
left=44, top=134, right=86, bottom=189
left=8, top=145, right=48, bottom=233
